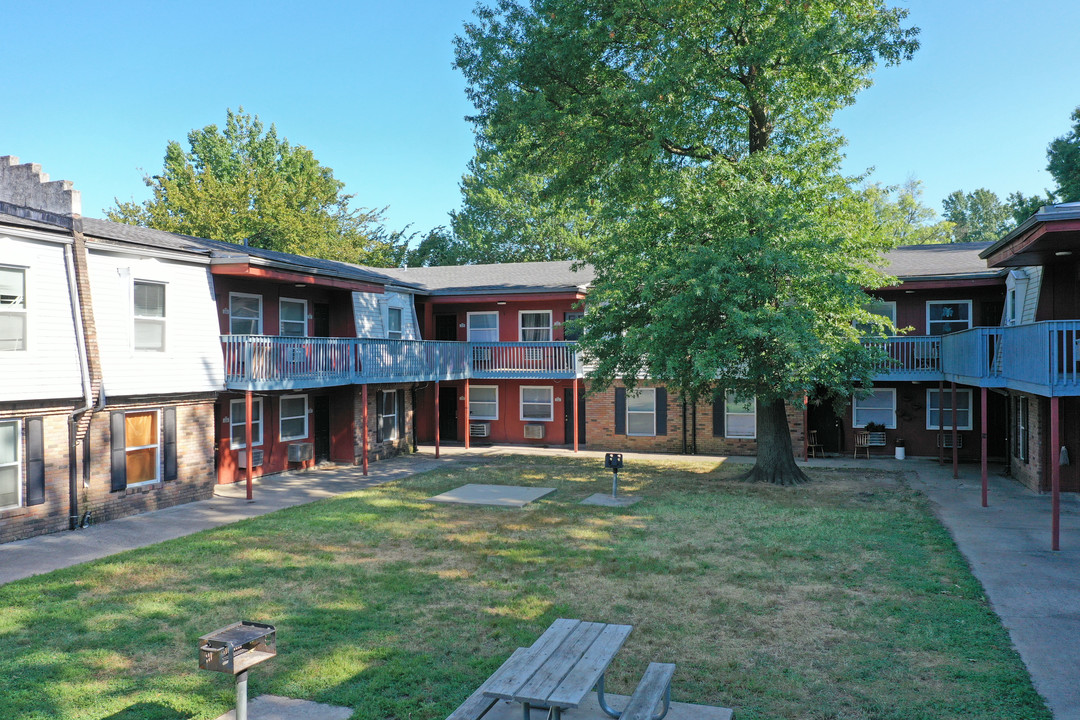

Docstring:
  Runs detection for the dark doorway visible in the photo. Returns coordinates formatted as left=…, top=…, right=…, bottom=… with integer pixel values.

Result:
left=313, top=303, right=330, bottom=337
left=563, top=387, right=586, bottom=445
left=808, top=395, right=844, bottom=454
left=313, top=396, right=331, bottom=462
left=987, top=391, right=1008, bottom=460
left=980, top=300, right=1005, bottom=328
left=439, top=385, right=459, bottom=440
left=435, top=315, right=458, bottom=341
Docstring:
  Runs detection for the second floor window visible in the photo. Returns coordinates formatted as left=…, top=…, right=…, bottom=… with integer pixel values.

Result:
left=927, top=300, right=971, bottom=335
left=467, top=312, right=499, bottom=342
left=563, top=311, right=585, bottom=341
left=520, top=311, right=552, bottom=342
left=280, top=299, right=307, bottom=337
left=134, top=281, right=166, bottom=351
left=0, top=266, right=27, bottom=351
left=387, top=307, right=403, bottom=340
left=229, top=293, right=262, bottom=334
left=855, top=299, right=896, bottom=335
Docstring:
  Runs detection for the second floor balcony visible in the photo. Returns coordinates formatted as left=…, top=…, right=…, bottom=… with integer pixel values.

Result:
left=941, top=321, right=1080, bottom=396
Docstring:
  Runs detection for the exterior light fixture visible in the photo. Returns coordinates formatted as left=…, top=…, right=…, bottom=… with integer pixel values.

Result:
left=1055, top=251, right=1073, bottom=257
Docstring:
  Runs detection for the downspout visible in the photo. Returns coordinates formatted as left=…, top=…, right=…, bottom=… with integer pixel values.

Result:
left=410, top=385, right=418, bottom=453
left=64, top=243, right=93, bottom=530
left=681, top=396, right=687, bottom=454
left=691, top=399, right=697, bottom=454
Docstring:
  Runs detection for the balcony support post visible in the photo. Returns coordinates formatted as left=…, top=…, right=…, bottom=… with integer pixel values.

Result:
left=573, top=378, right=579, bottom=452
left=464, top=379, right=470, bottom=450
left=938, top=380, right=945, bottom=466
left=802, top=395, right=809, bottom=462
left=1052, top=395, right=1061, bottom=551
left=435, top=381, right=441, bottom=459
left=245, top=390, right=254, bottom=501
left=981, top=387, right=988, bottom=507
left=952, top=382, right=959, bottom=479
left=362, top=384, right=369, bottom=476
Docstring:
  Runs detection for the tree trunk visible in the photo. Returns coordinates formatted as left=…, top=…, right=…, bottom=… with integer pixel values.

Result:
left=740, top=398, right=810, bottom=485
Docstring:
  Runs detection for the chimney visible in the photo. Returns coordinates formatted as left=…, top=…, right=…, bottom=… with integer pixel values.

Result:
left=0, top=155, right=82, bottom=228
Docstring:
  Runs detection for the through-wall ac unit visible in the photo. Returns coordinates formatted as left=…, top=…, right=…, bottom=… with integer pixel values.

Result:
left=288, top=442, right=315, bottom=462
left=937, top=434, right=964, bottom=449
left=523, top=423, right=545, bottom=439
left=469, top=422, right=490, bottom=438
left=237, top=449, right=264, bottom=468
left=285, top=347, right=307, bottom=363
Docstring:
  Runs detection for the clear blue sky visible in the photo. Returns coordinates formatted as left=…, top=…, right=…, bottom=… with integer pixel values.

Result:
left=3, top=1, right=1078, bottom=243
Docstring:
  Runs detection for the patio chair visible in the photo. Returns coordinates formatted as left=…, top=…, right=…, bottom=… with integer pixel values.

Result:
left=854, top=431, right=872, bottom=459
left=807, top=430, right=824, bottom=458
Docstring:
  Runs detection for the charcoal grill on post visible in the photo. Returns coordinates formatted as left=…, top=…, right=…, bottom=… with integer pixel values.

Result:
left=604, top=453, right=623, bottom=498
left=199, top=621, right=276, bottom=720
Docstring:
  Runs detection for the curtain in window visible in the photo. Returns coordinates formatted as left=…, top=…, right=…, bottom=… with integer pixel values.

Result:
left=125, top=412, right=158, bottom=484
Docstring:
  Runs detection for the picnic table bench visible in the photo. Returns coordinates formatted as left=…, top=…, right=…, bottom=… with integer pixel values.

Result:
left=446, top=618, right=674, bottom=720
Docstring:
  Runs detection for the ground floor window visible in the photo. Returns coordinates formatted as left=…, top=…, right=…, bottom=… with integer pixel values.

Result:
left=470, top=385, right=498, bottom=420
left=125, top=410, right=159, bottom=485
left=0, top=419, right=21, bottom=510
left=927, top=388, right=973, bottom=431
left=725, top=392, right=757, bottom=438
left=626, top=388, right=656, bottom=436
left=520, top=386, right=554, bottom=421
left=280, top=395, right=309, bottom=441
left=230, top=398, right=264, bottom=449
left=853, top=389, right=896, bottom=429
left=1015, top=396, right=1029, bottom=463
left=380, top=391, right=398, bottom=442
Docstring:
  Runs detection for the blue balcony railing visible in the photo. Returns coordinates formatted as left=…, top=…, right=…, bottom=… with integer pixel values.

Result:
left=862, top=336, right=943, bottom=381
left=941, top=321, right=1080, bottom=395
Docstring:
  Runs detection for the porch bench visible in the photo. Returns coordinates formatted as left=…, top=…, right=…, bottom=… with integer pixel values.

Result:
left=620, top=662, right=676, bottom=720
left=445, top=647, right=530, bottom=720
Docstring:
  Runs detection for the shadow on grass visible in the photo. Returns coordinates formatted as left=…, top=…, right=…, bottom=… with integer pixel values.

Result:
left=102, top=702, right=187, bottom=720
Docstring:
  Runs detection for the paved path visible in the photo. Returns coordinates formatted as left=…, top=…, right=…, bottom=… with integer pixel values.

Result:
left=2, top=445, right=1077, bottom=718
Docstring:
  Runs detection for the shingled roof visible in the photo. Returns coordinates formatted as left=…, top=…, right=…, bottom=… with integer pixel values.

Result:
left=882, top=241, right=1004, bottom=281
left=379, top=261, right=592, bottom=295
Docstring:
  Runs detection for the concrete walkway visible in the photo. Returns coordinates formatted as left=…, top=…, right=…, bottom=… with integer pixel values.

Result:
left=2, top=445, right=1077, bottom=718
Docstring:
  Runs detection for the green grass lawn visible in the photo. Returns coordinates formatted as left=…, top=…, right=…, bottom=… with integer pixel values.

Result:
left=0, top=455, right=1050, bottom=720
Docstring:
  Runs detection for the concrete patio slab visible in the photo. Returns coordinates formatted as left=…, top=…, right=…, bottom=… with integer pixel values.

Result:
left=481, top=692, right=733, bottom=720
left=581, top=493, right=642, bottom=507
left=427, top=483, right=556, bottom=507
left=213, top=694, right=352, bottom=720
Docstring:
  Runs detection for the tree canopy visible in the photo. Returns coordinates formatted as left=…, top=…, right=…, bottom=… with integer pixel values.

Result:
left=863, top=180, right=953, bottom=245
left=941, top=188, right=1013, bottom=243
left=1047, top=105, right=1080, bottom=203
left=456, top=0, right=918, bottom=484
left=108, top=108, right=409, bottom=266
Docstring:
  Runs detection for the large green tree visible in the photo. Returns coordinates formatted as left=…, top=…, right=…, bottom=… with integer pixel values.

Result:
left=457, top=0, right=918, bottom=484
left=941, top=188, right=1013, bottom=243
left=1047, top=105, right=1080, bottom=203
left=109, top=108, right=409, bottom=266
left=863, top=179, right=954, bottom=245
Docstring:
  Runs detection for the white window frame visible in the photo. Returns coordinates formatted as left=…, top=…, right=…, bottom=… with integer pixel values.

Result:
left=467, top=311, right=500, bottom=342
left=856, top=299, right=897, bottom=335
left=387, top=307, right=403, bottom=340
left=379, top=390, right=399, bottom=442
left=626, top=388, right=657, bottom=437
left=229, top=292, right=263, bottom=335
left=725, top=392, right=757, bottom=439
left=852, top=388, right=897, bottom=429
left=926, top=388, right=973, bottom=431
left=125, top=409, right=160, bottom=486
left=0, top=419, right=22, bottom=511
left=926, top=300, right=972, bottom=336
left=562, top=311, right=585, bottom=342
left=469, top=385, right=499, bottom=420
left=279, top=298, right=308, bottom=337
left=0, top=265, right=28, bottom=352
left=520, top=386, right=554, bottom=422
left=229, top=397, right=264, bottom=450
left=519, top=310, right=553, bottom=342
left=133, top=280, right=166, bottom=352
left=279, top=394, right=309, bottom=442
left=1006, top=288, right=1017, bottom=326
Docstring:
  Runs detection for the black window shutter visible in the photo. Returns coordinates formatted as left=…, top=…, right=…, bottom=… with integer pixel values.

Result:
left=396, top=389, right=406, bottom=439
left=713, top=391, right=725, bottom=437
left=376, top=392, right=384, bottom=443
left=25, top=417, right=45, bottom=506
left=656, top=388, right=668, bottom=436
left=614, top=388, right=626, bottom=435
left=163, top=407, right=178, bottom=481
left=110, top=411, right=127, bottom=492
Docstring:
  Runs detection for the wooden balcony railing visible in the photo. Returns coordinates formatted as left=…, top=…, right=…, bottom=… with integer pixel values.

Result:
left=941, top=321, right=1080, bottom=395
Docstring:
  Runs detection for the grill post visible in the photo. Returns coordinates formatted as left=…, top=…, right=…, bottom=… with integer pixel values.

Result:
left=236, top=670, right=249, bottom=720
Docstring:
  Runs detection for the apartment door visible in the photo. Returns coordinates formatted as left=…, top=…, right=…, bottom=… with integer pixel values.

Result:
left=563, top=387, right=586, bottom=445
left=313, top=396, right=331, bottom=463
left=439, top=385, right=459, bottom=440
left=808, top=396, right=844, bottom=453
left=435, top=315, right=458, bottom=341
left=313, top=303, right=330, bottom=337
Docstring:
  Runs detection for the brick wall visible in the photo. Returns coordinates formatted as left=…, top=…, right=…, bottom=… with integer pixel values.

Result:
left=354, top=384, right=415, bottom=462
left=0, top=406, right=74, bottom=544
left=1010, top=392, right=1045, bottom=492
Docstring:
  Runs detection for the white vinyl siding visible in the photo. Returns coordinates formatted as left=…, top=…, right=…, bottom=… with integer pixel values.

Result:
left=229, top=293, right=262, bottom=334
left=725, top=393, right=757, bottom=438
left=470, top=385, right=498, bottom=420
left=927, top=300, right=972, bottom=335
left=519, top=310, right=552, bottom=342
left=133, top=280, right=166, bottom=351
left=520, top=386, right=554, bottom=421
left=468, top=312, right=499, bottom=342
left=0, top=419, right=21, bottom=511
left=353, top=290, right=420, bottom=340
left=927, top=389, right=973, bottom=431
left=230, top=398, right=264, bottom=449
left=626, top=389, right=656, bottom=436
left=280, top=395, right=309, bottom=441
left=0, top=266, right=27, bottom=351
left=853, top=389, right=897, bottom=429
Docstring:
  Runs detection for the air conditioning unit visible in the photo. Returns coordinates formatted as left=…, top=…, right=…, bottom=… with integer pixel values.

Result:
left=285, top=347, right=307, bottom=363
left=937, top=434, right=964, bottom=449
left=523, top=423, right=545, bottom=439
left=288, top=442, right=315, bottom=462
left=469, top=422, right=490, bottom=438
left=237, top=449, right=264, bottom=468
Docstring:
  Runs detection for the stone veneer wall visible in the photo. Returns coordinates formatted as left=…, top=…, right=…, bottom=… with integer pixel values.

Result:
left=354, top=384, right=415, bottom=462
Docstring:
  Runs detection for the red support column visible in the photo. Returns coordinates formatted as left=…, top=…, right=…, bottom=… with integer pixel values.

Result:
left=951, top=382, right=959, bottom=479
left=464, top=379, right=470, bottom=450
left=981, top=387, right=988, bottom=507
left=1052, top=396, right=1061, bottom=551
left=938, top=379, right=945, bottom=466
left=434, top=381, right=441, bottom=459
left=573, top=378, right=579, bottom=452
left=245, top=390, right=253, bottom=501
left=361, top=384, right=369, bottom=476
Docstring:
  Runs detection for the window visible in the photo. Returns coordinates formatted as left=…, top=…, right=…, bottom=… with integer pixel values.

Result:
left=470, top=385, right=498, bottom=420
left=853, top=389, right=896, bottom=429
left=0, top=266, right=27, bottom=351
left=379, top=391, right=398, bottom=442
left=927, top=300, right=971, bottom=335
left=520, top=386, right=554, bottom=421
left=520, top=311, right=553, bottom=342
left=725, top=392, right=757, bottom=438
left=1006, top=288, right=1017, bottom=326
left=0, top=420, right=21, bottom=510
left=467, top=312, right=499, bottom=342
left=133, top=281, right=166, bottom=351
left=280, top=395, right=309, bottom=441
left=387, top=307, right=403, bottom=340
left=125, top=411, right=159, bottom=485
left=229, top=293, right=262, bottom=334
left=279, top=298, right=307, bottom=337
left=626, top=389, right=656, bottom=436
left=562, top=312, right=585, bottom=341
left=229, top=398, right=264, bottom=449
left=927, top=388, right=973, bottom=431
left=855, top=299, right=896, bottom=335
left=1016, top=396, right=1029, bottom=463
